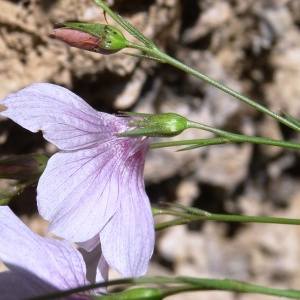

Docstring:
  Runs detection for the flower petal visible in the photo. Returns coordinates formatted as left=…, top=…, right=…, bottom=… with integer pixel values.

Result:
left=100, top=140, right=154, bottom=277
left=37, top=135, right=146, bottom=242
left=0, top=207, right=90, bottom=291
left=0, top=83, right=129, bottom=150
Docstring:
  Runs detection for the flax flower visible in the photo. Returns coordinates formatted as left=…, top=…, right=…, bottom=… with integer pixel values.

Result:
left=0, top=206, right=107, bottom=299
left=0, top=83, right=154, bottom=277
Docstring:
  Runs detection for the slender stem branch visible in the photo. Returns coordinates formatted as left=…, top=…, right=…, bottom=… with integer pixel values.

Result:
left=155, top=212, right=300, bottom=231
left=30, top=278, right=136, bottom=300
left=93, top=0, right=154, bottom=46
left=30, top=276, right=300, bottom=299
left=178, top=277, right=300, bottom=299
left=150, top=123, right=300, bottom=150
left=187, top=120, right=300, bottom=150
left=154, top=205, right=300, bottom=230
left=126, top=41, right=300, bottom=132
left=93, top=0, right=300, bottom=132
left=150, top=137, right=229, bottom=149
left=209, top=214, right=300, bottom=224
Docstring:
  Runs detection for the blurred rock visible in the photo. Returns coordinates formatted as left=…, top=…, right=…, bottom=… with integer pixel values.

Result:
left=196, top=144, right=252, bottom=191
left=1, top=0, right=300, bottom=299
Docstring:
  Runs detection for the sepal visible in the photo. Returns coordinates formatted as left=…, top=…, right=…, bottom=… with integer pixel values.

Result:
left=118, top=112, right=188, bottom=137
left=52, top=23, right=128, bottom=54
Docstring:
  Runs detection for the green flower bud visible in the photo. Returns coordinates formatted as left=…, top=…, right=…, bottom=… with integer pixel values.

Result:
left=0, top=154, right=48, bottom=205
left=118, top=112, right=188, bottom=137
left=98, top=287, right=163, bottom=300
left=0, top=183, right=27, bottom=206
left=0, top=153, right=48, bottom=181
left=52, top=23, right=128, bottom=54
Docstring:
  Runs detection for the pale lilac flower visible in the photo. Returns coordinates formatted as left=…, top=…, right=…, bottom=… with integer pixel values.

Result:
left=0, top=83, right=154, bottom=277
left=0, top=206, right=107, bottom=299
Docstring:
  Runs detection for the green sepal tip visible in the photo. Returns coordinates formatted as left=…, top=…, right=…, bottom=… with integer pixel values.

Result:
left=118, top=112, right=188, bottom=138
left=52, top=23, right=128, bottom=54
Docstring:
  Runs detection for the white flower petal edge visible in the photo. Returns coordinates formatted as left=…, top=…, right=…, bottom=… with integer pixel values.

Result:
left=0, top=83, right=129, bottom=151
left=100, top=140, right=154, bottom=277
left=37, top=148, right=121, bottom=241
left=0, top=206, right=105, bottom=298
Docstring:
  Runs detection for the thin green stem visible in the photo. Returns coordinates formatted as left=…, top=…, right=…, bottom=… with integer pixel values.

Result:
left=126, top=41, right=300, bottom=132
left=30, top=278, right=135, bottom=300
left=178, top=277, right=300, bottom=299
left=93, top=0, right=154, bottom=46
left=208, top=214, right=300, bottom=224
left=187, top=120, right=300, bottom=150
left=155, top=217, right=192, bottom=230
left=150, top=137, right=229, bottom=149
left=155, top=208, right=300, bottom=231
left=93, top=0, right=300, bottom=132
left=30, top=276, right=300, bottom=299
left=151, top=134, right=300, bottom=151
left=150, top=121, right=300, bottom=151
left=151, top=137, right=300, bottom=150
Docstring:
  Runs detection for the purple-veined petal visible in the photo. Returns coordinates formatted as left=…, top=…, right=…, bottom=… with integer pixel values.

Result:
left=0, top=207, right=93, bottom=295
left=37, top=134, right=147, bottom=243
left=0, top=83, right=129, bottom=151
left=101, top=198, right=154, bottom=277
left=1, top=82, right=155, bottom=279
left=100, top=139, right=155, bottom=277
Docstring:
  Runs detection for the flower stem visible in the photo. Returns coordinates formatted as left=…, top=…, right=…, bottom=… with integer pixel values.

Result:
left=155, top=212, right=300, bottom=231
left=150, top=120, right=300, bottom=151
left=177, top=277, right=300, bottom=299
left=31, top=276, right=300, bottom=299
left=150, top=137, right=229, bottom=150
left=127, top=41, right=300, bottom=132
left=154, top=205, right=300, bottom=231
left=93, top=0, right=300, bottom=133
left=187, top=120, right=300, bottom=150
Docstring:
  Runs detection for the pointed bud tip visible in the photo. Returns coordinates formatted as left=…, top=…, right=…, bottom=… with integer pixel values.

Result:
left=52, top=23, right=128, bottom=55
left=121, top=112, right=188, bottom=137
left=52, top=27, right=104, bottom=53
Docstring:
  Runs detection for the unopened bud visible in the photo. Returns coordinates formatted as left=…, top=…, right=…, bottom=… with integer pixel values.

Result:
left=118, top=112, right=188, bottom=137
left=0, top=183, right=27, bottom=206
left=52, top=23, right=128, bottom=54
left=0, top=153, right=48, bottom=181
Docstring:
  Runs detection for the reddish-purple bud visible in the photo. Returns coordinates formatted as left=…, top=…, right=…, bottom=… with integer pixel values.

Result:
left=52, top=23, right=128, bottom=55
left=52, top=27, right=105, bottom=52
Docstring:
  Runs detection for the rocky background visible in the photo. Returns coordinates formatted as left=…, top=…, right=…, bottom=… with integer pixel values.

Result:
left=1, top=0, right=300, bottom=299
